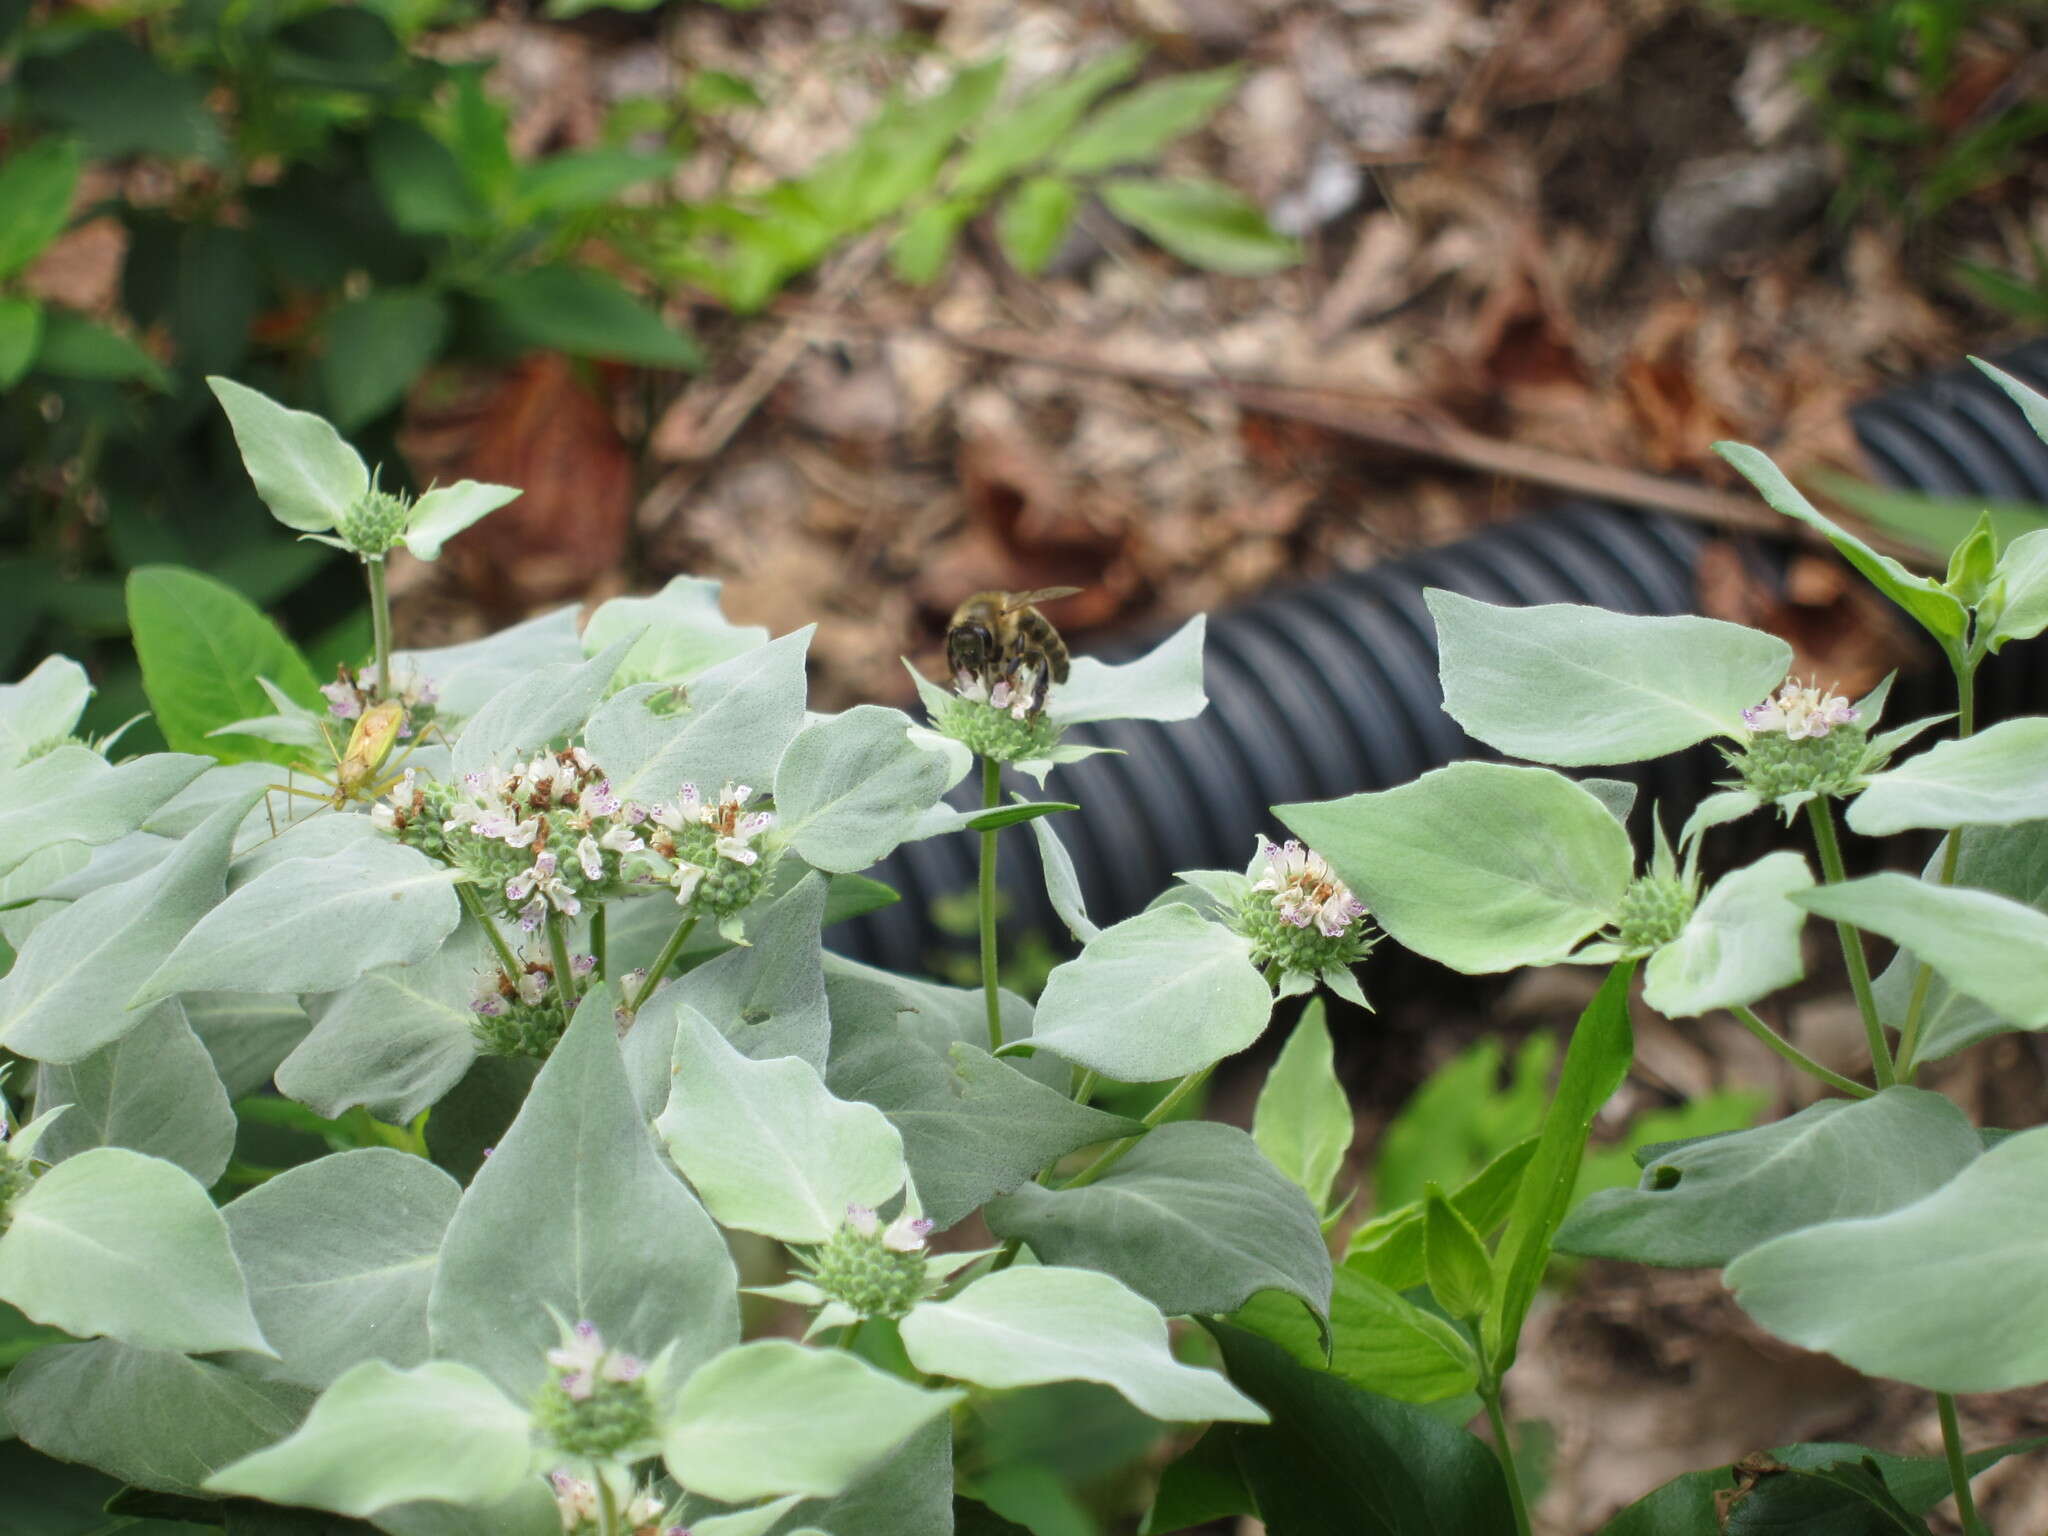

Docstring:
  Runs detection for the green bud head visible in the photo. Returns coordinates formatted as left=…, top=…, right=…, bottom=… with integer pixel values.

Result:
left=1614, top=874, right=1695, bottom=952
left=1732, top=723, right=1871, bottom=803
left=805, top=1220, right=930, bottom=1321
left=338, top=489, right=412, bottom=558
left=936, top=696, right=1062, bottom=765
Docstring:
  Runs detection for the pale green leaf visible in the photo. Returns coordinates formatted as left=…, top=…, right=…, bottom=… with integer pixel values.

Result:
left=583, top=575, right=768, bottom=687
left=655, top=1004, right=907, bottom=1244
left=429, top=986, right=739, bottom=1400
left=0, top=1148, right=271, bottom=1356
left=136, top=838, right=463, bottom=1004
left=207, top=377, right=369, bottom=534
left=774, top=705, right=951, bottom=874
left=1986, top=528, right=2048, bottom=651
left=30, top=1001, right=234, bottom=1184
left=1422, top=1187, right=1492, bottom=1320
left=1727, top=1124, right=2048, bottom=1392
left=1278, top=763, right=1634, bottom=974
left=1971, top=356, right=2048, bottom=449
left=1641, top=851, right=1812, bottom=1018
left=1426, top=590, right=1792, bottom=766
left=0, top=747, right=208, bottom=878
left=394, top=606, right=583, bottom=721
left=987, top=1121, right=1330, bottom=1326
left=1558, top=1087, right=1979, bottom=1270
left=449, top=637, right=631, bottom=779
left=665, top=1340, right=960, bottom=1502
left=1051, top=616, right=1206, bottom=727
left=184, top=989, right=312, bottom=1098
left=225, top=1148, right=461, bottom=1389
left=1251, top=999, right=1353, bottom=1210
left=1796, top=872, right=2048, bottom=1027
left=1024, top=904, right=1271, bottom=1082
left=1849, top=717, right=2048, bottom=835
left=900, top=1266, right=1266, bottom=1422
left=206, top=1359, right=530, bottom=1515
left=1025, top=801, right=1100, bottom=943
left=401, top=480, right=522, bottom=562
left=1232, top=1264, right=1478, bottom=1405
left=0, top=655, right=91, bottom=771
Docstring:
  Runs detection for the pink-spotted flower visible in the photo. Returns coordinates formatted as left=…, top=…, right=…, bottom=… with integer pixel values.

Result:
left=545, top=1320, right=644, bottom=1404
left=1252, top=840, right=1368, bottom=939
left=1742, top=679, right=1860, bottom=740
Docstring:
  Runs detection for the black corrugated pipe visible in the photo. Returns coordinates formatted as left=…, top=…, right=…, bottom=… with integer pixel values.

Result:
left=837, top=341, right=2048, bottom=973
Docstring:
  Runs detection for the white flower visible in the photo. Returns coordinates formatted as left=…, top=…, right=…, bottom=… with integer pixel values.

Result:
left=545, top=1320, right=643, bottom=1403
left=576, top=836, right=604, bottom=881
left=883, top=1213, right=934, bottom=1252
left=1743, top=679, right=1860, bottom=740
left=470, top=976, right=508, bottom=1017
left=599, top=823, right=644, bottom=855
left=549, top=1470, right=598, bottom=1531
left=517, top=970, right=549, bottom=1006
left=1252, top=839, right=1369, bottom=938
left=670, top=862, right=705, bottom=904
left=320, top=679, right=363, bottom=720
left=844, top=1203, right=881, bottom=1237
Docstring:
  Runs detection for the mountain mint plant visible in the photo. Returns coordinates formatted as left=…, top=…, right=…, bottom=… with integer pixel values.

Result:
left=6, top=363, right=2048, bottom=1535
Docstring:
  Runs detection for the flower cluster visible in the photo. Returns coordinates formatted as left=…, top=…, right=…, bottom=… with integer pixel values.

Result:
left=644, top=782, right=775, bottom=924
left=0, top=1104, right=31, bottom=1236
left=796, top=1204, right=936, bottom=1321
left=1232, top=839, right=1376, bottom=998
left=532, top=1321, right=659, bottom=1461
left=320, top=662, right=439, bottom=733
left=423, top=751, right=647, bottom=932
left=934, top=675, right=1063, bottom=764
left=1727, top=676, right=1874, bottom=805
left=470, top=952, right=594, bottom=1060
left=1610, top=873, right=1696, bottom=954
left=545, top=1471, right=676, bottom=1536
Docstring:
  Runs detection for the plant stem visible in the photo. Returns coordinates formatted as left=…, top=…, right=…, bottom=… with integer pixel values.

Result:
left=1059, top=1064, right=1215, bottom=1192
left=841, top=1318, right=865, bottom=1355
left=1898, top=651, right=1977, bottom=1080
left=979, top=754, right=1004, bottom=1054
left=365, top=558, right=393, bottom=700
left=547, top=913, right=578, bottom=1008
left=1072, top=1068, right=1099, bottom=1108
left=594, top=1472, right=621, bottom=1536
left=1937, top=1391, right=1988, bottom=1535
left=457, top=884, right=521, bottom=977
left=1482, top=1382, right=1533, bottom=1536
left=627, top=911, right=699, bottom=1014
left=1730, top=1006, right=1874, bottom=1099
left=591, top=904, right=608, bottom=982
left=1805, top=798, right=1895, bottom=1088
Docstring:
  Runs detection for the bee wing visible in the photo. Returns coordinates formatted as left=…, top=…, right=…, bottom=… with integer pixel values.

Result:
left=1002, top=586, right=1082, bottom=613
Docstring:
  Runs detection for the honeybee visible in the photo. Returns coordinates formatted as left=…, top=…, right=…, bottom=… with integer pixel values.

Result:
left=945, top=587, right=1081, bottom=718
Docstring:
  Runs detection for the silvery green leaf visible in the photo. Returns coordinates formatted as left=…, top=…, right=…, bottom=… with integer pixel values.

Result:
left=3, top=1339, right=310, bottom=1497
left=1279, top=763, right=1633, bottom=973
left=229, top=805, right=378, bottom=889
left=1642, top=851, right=1812, bottom=1018
left=1252, top=999, right=1352, bottom=1210
left=584, top=629, right=813, bottom=803
left=1987, top=528, right=2048, bottom=651
left=0, top=747, right=209, bottom=877
left=225, top=1148, right=460, bottom=1390
left=665, top=1340, right=961, bottom=1503
left=0, top=789, right=251, bottom=1063
left=655, top=1003, right=908, bottom=1244
left=822, top=952, right=1054, bottom=1093
left=206, top=1359, right=530, bottom=1515
left=429, top=985, right=739, bottom=1400
left=0, top=1147, right=271, bottom=1356
left=32, top=830, right=173, bottom=900
left=1866, top=711, right=1954, bottom=765
left=776, top=1414, right=953, bottom=1536
left=1321, top=962, right=1369, bottom=1010
left=583, top=575, right=769, bottom=685
left=691, top=1496, right=808, bottom=1536
left=1848, top=717, right=2048, bottom=835
left=136, top=838, right=463, bottom=1005
left=450, top=637, right=632, bottom=779
left=0, top=655, right=91, bottom=770
left=1717, top=440, right=1969, bottom=644
left=1797, top=872, right=2048, bottom=1027
left=1169, top=866, right=1253, bottom=918
left=826, top=1037, right=1138, bottom=1231
left=0, top=841, right=87, bottom=951
left=1050, top=616, right=1207, bottom=726
left=1427, top=590, right=1792, bottom=766
left=141, top=760, right=278, bottom=839
left=1014, top=740, right=1122, bottom=790
left=899, top=1266, right=1266, bottom=1423
left=373, top=1488, right=560, bottom=1536
left=394, top=606, right=582, bottom=721
left=209, top=377, right=370, bottom=534
left=274, top=917, right=492, bottom=1123
left=1874, top=821, right=2048, bottom=1064
left=1972, top=355, right=2048, bottom=443
left=1029, top=804, right=1100, bottom=942
left=213, top=676, right=330, bottom=749
left=1580, top=777, right=1638, bottom=823
left=401, top=481, right=521, bottom=562
left=986, top=1121, right=1332, bottom=1327
left=1557, top=1086, right=1980, bottom=1270
left=31, top=1000, right=234, bottom=1184
left=1024, top=905, right=1271, bottom=1082
left=185, top=991, right=312, bottom=1098
left=1727, top=1123, right=2048, bottom=1392
left=772, top=706, right=951, bottom=874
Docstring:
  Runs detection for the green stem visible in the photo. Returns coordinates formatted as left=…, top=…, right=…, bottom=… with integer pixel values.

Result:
left=979, top=755, right=1003, bottom=1054
left=547, top=913, right=579, bottom=1008
left=1071, top=1068, right=1099, bottom=1108
left=1060, top=1064, right=1215, bottom=1192
left=593, top=1472, right=622, bottom=1536
left=1806, top=798, right=1896, bottom=1088
left=1898, top=651, right=1977, bottom=1081
left=627, top=911, right=699, bottom=1014
left=1482, top=1382, right=1533, bottom=1536
left=457, top=884, right=521, bottom=977
left=591, top=904, right=608, bottom=982
left=840, top=1317, right=865, bottom=1355
left=1937, top=1391, right=1988, bottom=1535
left=1731, top=1006, right=1874, bottom=1099
left=365, top=558, right=393, bottom=701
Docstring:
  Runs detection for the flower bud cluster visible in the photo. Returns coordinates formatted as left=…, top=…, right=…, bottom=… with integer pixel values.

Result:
left=1728, top=678, right=1871, bottom=802
left=545, top=1472, right=676, bottom=1536
left=1612, top=874, right=1695, bottom=953
left=935, top=673, right=1062, bottom=763
left=644, top=782, right=775, bottom=918
left=0, top=1114, right=32, bottom=1236
left=532, top=1321, right=658, bottom=1461
left=337, top=487, right=413, bottom=558
left=321, top=663, right=439, bottom=732
left=470, top=952, right=594, bottom=1060
left=1234, top=839, right=1375, bottom=979
left=797, top=1204, right=935, bottom=1321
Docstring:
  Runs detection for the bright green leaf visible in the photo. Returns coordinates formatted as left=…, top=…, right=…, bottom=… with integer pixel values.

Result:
left=1057, top=68, right=1242, bottom=174
left=473, top=265, right=702, bottom=369
left=1100, top=177, right=1298, bottom=275
left=319, top=289, right=450, bottom=431
left=0, top=295, right=43, bottom=389
left=0, top=138, right=83, bottom=279
left=1233, top=1265, right=1479, bottom=1405
left=890, top=198, right=976, bottom=286
left=34, top=310, right=168, bottom=387
left=1423, top=1185, right=1492, bottom=1320
left=996, top=176, right=1076, bottom=275
left=1252, top=999, right=1353, bottom=1210
left=953, top=47, right=1141, bottom=196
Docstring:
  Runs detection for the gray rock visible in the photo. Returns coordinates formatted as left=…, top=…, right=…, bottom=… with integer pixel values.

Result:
left=1652, top=147, right=1835, bottom=267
